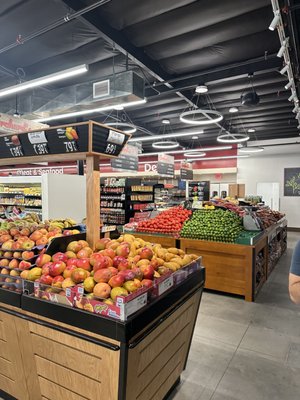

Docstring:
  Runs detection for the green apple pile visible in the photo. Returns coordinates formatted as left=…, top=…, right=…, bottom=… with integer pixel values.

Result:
left=180, top=209, right=243, bottom=243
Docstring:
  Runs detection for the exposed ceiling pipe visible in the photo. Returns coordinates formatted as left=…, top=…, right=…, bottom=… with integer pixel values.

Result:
left=0, top=0, right=112, bottom=56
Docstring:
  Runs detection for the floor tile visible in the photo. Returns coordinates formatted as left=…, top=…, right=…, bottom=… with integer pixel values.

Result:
left=211, top=348, right=300, bottom=400
left=286, top=342, right=300, bottom=370
left=194, top=315, right=249, bottom=347
left=239, top=324, right=291, bottom=361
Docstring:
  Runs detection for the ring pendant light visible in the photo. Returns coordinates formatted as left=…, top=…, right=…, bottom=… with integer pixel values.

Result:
left=105, top=122, right=136, bottom=134
left=152, top=141, right=180, bottom=149
left=239, top=146, right=264, bottom=153
left=183, top=151, right=206, bottom=157
left=217, top=133, right=249, bottom=143
left=180, top=109, right=223, bottom=125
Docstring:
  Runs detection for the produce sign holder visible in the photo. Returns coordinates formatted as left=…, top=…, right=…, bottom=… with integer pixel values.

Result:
left=0, top=120, right=131, bottom=249
left=25, top=258, right=202, bottom=322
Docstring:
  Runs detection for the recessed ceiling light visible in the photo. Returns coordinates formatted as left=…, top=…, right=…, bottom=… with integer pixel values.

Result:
left=247, top=128, right=256, bottom=133
left=162, top=119, right=170, bottom=124
left=195, top=85, right=208, bottom=94
left=192, top=136, right=199, bottom=139
left=229, top=107, right=239, bottom=113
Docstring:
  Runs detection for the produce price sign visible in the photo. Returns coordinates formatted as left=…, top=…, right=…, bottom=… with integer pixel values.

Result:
left=111, top=143, right=138, bottom=171
left=0, top=121, right=131, bottom=163
left=157, top=153, right=174, bottom=177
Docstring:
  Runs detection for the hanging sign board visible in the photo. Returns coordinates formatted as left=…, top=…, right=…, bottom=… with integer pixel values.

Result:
left=111, top=144, right=138, bottom=171
left=0, top=113, right=48, bottom=135
left=180, top=161, right=193, bottom=180
left=0, top=121, right=131, bottom=166
left=157, top=153, right=174, bottom=177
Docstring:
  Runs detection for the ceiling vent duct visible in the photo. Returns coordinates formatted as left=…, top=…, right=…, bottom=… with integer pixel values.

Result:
left=24, top=71, right=145, bottom=120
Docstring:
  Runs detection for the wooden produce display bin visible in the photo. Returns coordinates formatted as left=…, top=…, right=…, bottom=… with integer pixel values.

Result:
left=180, top=236, right=267, bottom=302
left=131, top=232, right=178, bottom=248
left=0, top=267, right=205, bottom=400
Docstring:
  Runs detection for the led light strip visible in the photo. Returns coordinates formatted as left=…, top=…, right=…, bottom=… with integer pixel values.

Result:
left=129, top=129, right=204, bottom=142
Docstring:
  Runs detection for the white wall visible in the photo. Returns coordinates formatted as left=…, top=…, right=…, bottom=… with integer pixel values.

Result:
left=237, top=151, right=300, bottom=228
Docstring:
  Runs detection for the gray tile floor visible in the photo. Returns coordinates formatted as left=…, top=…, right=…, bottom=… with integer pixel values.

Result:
left=170, top=232, right=300, bottom=400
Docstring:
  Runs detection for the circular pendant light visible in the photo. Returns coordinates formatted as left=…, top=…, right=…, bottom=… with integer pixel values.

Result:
left=239, top=146, right=264, bottom=153
left=180, top=109, right=223, bottom=125
left=105, top=122, right=137, bottom=134
left=183, top=151, right=206, bottom=157
left=152, top=141, right=179, bottom=149
left=217, top=133, right=249, bottom=143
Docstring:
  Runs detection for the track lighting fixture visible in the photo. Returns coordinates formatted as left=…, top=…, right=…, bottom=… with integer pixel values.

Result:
left=269, top=11, right=280, bottom=31
left=277, top=37, right=289, bottom=58
left=285, top=81, right=293, bottom=90
left=280, top=63, right=289, bottom=75
left=288, top=92, right=297, bottom=102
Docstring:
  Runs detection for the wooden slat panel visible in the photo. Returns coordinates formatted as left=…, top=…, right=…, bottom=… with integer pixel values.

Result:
left=137, top=305, right=193, bottom=373
left=137, top=325, right=190, bottom=394
left=0, top=374, right=14, bottom=397
left=39, top=376, right=88, bottom=400
left=0, top=340, right=10, bottom=361
left=32, top=333, right=102, bottom=381
left=35, top=355, right=103, bottom=400
left=0, top=320, right=6, bottom=341
left=0, top=356, right=13, bottom=380
left=133, top=234, right=177, bottom=248
left=137, top=345, right=186, bottom=400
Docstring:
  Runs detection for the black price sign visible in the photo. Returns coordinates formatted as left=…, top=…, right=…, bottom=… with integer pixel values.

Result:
left=180, top=168, right=193, bottom=180
left=93, top=125, right=130, bottom=157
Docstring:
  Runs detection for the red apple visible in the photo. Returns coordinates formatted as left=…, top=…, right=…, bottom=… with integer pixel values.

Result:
left=36, top=254, right=52, bottom=267
left=139, top=247, right=153, bottom=260
left=113, top=256, right=128, bottom=268
left=52, top=275, right=64, bottom=288
left=101, top=248, right=115, bottom=260
left=76, top=258, right=91, bottom=272
left=116, top=243, right=130, bottom=258
left=67, top=258, right=78, bottom=267
left=21, top=250, right=35, bottom=260
left=95, top=238, right=110, bottom=251
left=71, top=268, right=89, bottom=284
left=40, top=274, right=53, bottom=285
left=89, top=253, right=103, bottom=266
left=49, top=261, right=66, bottom=277
left=108, top=274, right=125, bottom=288
left=131, top=267, right=143, bottom=281
left=140, top=264, right=155, bottom=280
left=93, top=256, right=113, bottom=272
left=63, top=264, right=77, bottom=279
left=52, top=252, right=68, bottom=264
left=77, top=248, right=93, bottom=259
left=118, top=269, right=135, bottom=282
left=19, top=260, right=32, bottom=270
left=93, top=268, right=113, bottom=283
left=141, top=279, right=153, bottom=288
left=42, top=262, right=52, bottom=275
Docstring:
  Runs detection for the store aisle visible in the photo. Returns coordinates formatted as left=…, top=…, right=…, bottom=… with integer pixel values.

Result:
left=171, top=232, right=300, bottom=400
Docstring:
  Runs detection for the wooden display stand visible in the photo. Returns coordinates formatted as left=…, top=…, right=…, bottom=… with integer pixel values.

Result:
left=0, top=267, right=204, bottom=400
left=180, top=236, right=267, bottom=301
left=132, top=233, right=177, bottom=248
left=0, top=121, right=205, bottom=400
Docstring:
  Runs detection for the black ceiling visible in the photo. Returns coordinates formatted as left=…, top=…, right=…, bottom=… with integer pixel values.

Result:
left=0, top=0, right=299, bottom=152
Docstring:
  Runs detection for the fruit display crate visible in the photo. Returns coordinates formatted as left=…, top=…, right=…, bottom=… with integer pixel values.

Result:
left=126, top=231, right=179, bottom=248
left=0, top=266, right=205, bottom=400
left=27, top=258, right=202, bottom=321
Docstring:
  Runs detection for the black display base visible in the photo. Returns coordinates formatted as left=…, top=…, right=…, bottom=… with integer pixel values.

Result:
left=164, top=377, right=181, bottom=399
left=0, top=389, right=16, bottom=400
left=21, top=268, right=205, bottom=343
left=0, top=288, right=21, bottom=308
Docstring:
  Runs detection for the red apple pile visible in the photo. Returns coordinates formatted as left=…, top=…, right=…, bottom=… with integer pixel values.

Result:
left=136, top=206, right=192, bottom=235
left=27, top=234, right=198, bottom=307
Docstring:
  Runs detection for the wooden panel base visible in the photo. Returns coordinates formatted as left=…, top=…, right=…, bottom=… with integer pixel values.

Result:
left=180, top=239, right=255, bottom=301
left=132, top=233, right=177, bottom=248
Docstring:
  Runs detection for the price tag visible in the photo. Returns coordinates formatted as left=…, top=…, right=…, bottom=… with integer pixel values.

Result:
left=101, top=225, right=116, bottom=232
left=108, top=130, right=125, bottom=145
left=104, top=143, right=117, bottom=155
left=158, top=275, right=174, bottom=296
left=33, top=143, right=49, bottom=155
left=28, top=131, right=47, bottom=144
left=9, top=146, right=23, bottom=157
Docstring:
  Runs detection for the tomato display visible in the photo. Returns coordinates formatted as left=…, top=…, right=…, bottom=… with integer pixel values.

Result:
left=136, top=206, right=192, bottom=235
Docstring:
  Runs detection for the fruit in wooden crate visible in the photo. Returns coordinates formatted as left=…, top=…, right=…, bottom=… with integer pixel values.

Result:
left=110, top=286, right=128, bottom=301
left=83, top=277, right=95, bottom=293
left=36, top=254, right=51, bottom=267
left=49, top=261, right=66, bottom=277
left=22, top=251, right=35, bottom=260
left=93, top=282, right=111, bottom=299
